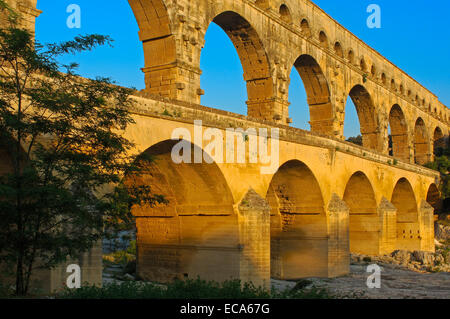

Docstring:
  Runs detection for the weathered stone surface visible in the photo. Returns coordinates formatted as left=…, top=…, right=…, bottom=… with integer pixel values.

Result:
left=2, top=0, right=448, bottom=292
left=126, top=0, right=449, bottom=164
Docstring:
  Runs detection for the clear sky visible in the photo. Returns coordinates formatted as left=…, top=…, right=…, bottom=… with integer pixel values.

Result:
left=35, top=1, right=450, bottom=138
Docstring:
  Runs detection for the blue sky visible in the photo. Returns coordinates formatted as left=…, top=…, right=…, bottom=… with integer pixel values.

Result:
left=35, top=1, right=450, bottom=138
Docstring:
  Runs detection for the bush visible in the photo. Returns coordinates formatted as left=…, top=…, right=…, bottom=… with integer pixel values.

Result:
left=0, top=282, right=13, bottom=298
left=57, top=278, right=339, bottom=299
left=127, top=240, right=136, bottom=255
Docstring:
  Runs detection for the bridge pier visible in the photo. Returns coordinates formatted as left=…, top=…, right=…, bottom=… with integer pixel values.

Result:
left=238, top=189, right=271, bottom=289
left=326, top=194, right=350, bottom=278
left=419, top=201, right=435, bottom=252
left=378, top=198, right=398, bottom=255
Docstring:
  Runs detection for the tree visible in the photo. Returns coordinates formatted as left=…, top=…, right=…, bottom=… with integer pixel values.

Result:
left=424, top=145, right=450, bottom=216
left=346, top=135, right=363, bottom=146
left=0, top=6, right=164, bottom=295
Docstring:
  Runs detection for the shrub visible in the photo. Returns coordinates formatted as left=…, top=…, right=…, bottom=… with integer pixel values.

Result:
left=57, top=278, right=340, bottom=299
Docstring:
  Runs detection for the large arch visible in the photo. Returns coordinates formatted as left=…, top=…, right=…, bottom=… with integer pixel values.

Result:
left=414, top=118, right=430, bottom=164
left=291, top=55, right=333, bottom=136
left=346, top=85, right=381, bottom=151
left=343, top=172, right=379, bottom=255
left=129, top=0, right=177, bottom=97
left=426, top=183, right=441, bottom=214
left=389, top=104, right=409, bottom=162
left=126, top=139, right=238, bottom=283
left=266, top=160, right=328, bottom=279
left=207, top=11, right=274, bottom=120
left=433, top=127, right=446, bottom=156
left=391, top=178, right=420, bottom=251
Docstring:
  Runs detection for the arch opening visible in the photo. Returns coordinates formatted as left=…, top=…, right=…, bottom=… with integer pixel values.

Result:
left=388, top=104, right=409, bottom=162
left=279, top=4, right=292, bottom=23
left=348, top=50, right=355, bottom=64
left=391, top=178, right=420, bottom=251
left=334, top=42, right=343, bottom=58
left=414, top=118, right=430, bottom=164
left=319, top=31, right=328, bottom=49
left=266, top=160, right=328, bottom=279
left=343, top=172, right=379, bottom=255
left=345, top=85, right=381, bottom=151
left=205, top=11, right=273, bottom=119
left=126, top=140, right=237, bottom=283
left=360, top=58, right=367, bottom=72
left=433, top=127, right=446, bottom=156
left=300, top=19, right=311, bottom=37
left=426, top=183, right=441, bottom=214
left=289, top=55, right=332, bottom=135
left=200, top=18, right=246, bottom=114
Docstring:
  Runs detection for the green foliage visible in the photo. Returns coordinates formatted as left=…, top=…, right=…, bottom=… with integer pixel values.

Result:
left=424, top=145, right=450, bottom=213
left=362, top=73, right=368, bottom=83
left=0, top=281, right=13, bottom=298
left=162, top=109, right=173, bottom=117
left=127, top=240, right=136, bottom=255
left=57, top=278, right=340, bottom=299
left=0, top=10, right=165, bottom=295
left=346, top=135, right=363, bottom=146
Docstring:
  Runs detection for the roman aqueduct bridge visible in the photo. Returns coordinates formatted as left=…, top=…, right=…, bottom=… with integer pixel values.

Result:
left=2, top=0, right=449, bottom=291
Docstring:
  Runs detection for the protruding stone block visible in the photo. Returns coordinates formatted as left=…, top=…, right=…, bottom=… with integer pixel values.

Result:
left=378, top=197, right=397, bottom=255
left=238, top=188, right=271, bottom=289
left=419, top=200, right=435, bottom=252
left=327, top=193, right=350, bottom=277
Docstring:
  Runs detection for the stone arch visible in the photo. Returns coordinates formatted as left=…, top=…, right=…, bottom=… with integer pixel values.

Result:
left=426, top=183, right=441, bottom=213
left=381, top=73, right=387, bottom=85
left=360, top=58, right=367, bottom=72
left=343, top=172, right=379, bottom=255
left=290, top=54, right=332, bottom=135
left=279, top=4, right=292, bottom=23
left=266, top=160, right=328, bottom=279
left=389, top=104, right=409, bottom=161
left=414, top=117, right=430, bottom=164
left=348, top=50, right=355, bottom=64
left=126, top=139, right=239, bottom=283
left=334, top=42, right=343, bottom=58
left=371, top=64, right=377, bottom=77
left=345, top=85, right=381, bottom=151
left=391, top=178, right=420, bottom=251
left=319, top=31, right=328, bottom=49
left=129, top=0, right=177, bottom=98
left=300, top=19, right=311, bottom=37
left=433, top=126, right=445, bottom=155
left=204, top=11, right=274, bottom=120
left=390, top=79, right=396, bottom=91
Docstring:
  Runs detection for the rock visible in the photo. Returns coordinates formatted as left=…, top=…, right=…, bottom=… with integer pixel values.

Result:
left=391, top=250, right=411, bottom=264
left=292, top=279, right=313, bottom=291
left=123, top=273, right=135, bottom=281
left=435, top=222, right=450, bottom=241
left=435, top=255, right=445, bottom=265
left=412, top=251, right=434, bottom=265
left=435, top=239, right=444, bottom=247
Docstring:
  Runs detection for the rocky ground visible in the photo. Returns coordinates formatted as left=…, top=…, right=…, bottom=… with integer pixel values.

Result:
left=274, top=222, right=450, bottom=299
left=272, top=259, right=450, bottom=299
left=102, top=222, right=450, bottom=299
